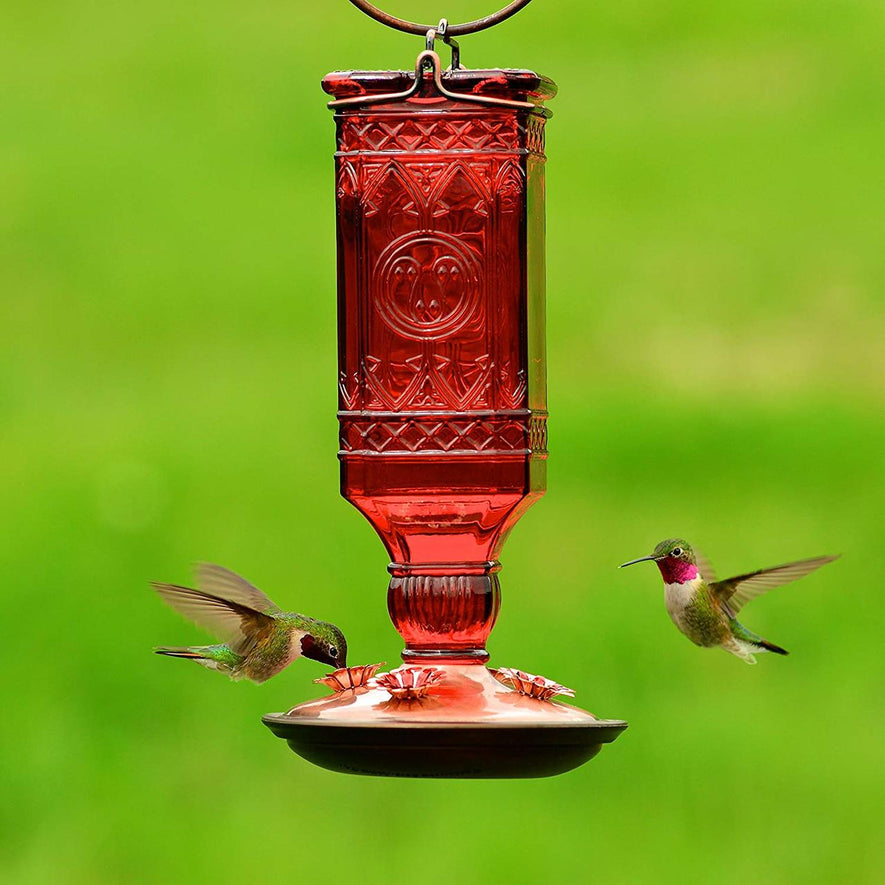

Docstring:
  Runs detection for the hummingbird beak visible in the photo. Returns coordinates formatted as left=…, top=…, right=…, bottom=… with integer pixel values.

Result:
left=619, top=555, right=659, bottom=568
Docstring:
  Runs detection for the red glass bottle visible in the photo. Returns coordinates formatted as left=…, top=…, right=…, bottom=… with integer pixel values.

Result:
left=328, top=60, right=553, bottom=664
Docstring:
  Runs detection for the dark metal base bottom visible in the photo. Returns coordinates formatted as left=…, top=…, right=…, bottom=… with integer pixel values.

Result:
left=262, top=717, right=627, bottom=778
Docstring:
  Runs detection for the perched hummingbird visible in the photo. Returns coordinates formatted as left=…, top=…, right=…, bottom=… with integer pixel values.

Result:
left=153, top=563, right=347, bottom=682
left=620, top=539, right=837, bottom=664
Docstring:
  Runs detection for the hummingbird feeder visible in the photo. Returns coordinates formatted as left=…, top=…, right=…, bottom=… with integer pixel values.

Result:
left=263, top=0, right=627, bottom=777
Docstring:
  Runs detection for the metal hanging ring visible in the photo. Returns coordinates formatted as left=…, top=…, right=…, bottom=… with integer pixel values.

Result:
left=346, top=0, right=534, bottom=37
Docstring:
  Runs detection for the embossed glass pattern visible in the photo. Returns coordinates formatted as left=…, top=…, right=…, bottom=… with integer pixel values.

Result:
left=323, top=67, right=556, bottom=663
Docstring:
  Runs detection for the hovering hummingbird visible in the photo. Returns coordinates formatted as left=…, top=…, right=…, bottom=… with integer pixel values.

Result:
left=153, top=563, right=347, bottom=682
left=620, top=539, right=837, bottom=663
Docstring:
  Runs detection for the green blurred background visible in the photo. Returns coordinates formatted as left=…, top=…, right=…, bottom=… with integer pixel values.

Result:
left=2, top=0, right=883, bottom=882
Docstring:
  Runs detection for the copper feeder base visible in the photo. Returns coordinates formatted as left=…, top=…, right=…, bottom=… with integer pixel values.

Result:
left=263, top=665, right=627, bottom=778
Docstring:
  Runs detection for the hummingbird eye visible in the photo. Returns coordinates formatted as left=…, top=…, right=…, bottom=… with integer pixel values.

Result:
left=672, top=547, right=683, bottom=556
left=329, top=645, right=338, bottom=659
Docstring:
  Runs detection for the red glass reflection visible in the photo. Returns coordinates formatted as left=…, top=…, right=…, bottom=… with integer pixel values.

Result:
left=324, top=67, right=556, bottom=663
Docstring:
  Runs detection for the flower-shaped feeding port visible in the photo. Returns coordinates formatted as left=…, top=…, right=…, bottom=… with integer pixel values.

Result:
left=315, top=663, right=385, bottom=693
left=491, top=668, right=576, bottom=702
left=373, top=666, right=445, bottom=700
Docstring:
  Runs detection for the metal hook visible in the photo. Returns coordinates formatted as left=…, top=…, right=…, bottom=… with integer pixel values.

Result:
left=436, top=18, right=462, bottom=70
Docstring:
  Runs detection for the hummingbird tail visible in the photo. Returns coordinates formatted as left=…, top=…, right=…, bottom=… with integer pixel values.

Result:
left=154, top=644, right=242, bottom=676
left=757, top=638, right=789, bottom=656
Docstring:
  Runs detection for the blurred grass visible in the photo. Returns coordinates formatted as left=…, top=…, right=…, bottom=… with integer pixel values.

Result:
left=2, top=1, right=884, bottom=882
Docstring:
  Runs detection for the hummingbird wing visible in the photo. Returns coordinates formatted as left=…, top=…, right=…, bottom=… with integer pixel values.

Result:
left=712, top=555, right=838, bottom=615
left=195, top=563, right=281, bottom=615
left=694, top=548, right=717, bottom=584
left=152, top=582, right=276, bottom=656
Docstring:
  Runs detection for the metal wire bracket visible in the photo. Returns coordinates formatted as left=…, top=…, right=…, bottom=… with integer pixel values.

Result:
left=327, top=47, right=536, bottom=111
